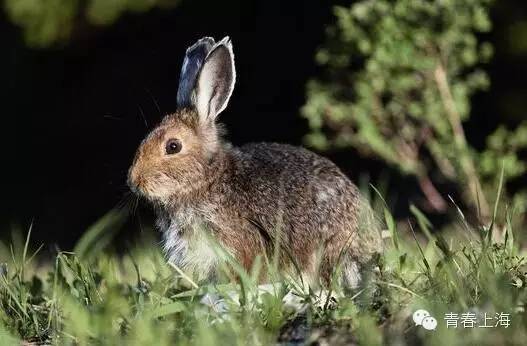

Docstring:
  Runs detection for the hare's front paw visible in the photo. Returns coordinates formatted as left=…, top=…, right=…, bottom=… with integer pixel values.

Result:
left=200, top=293, right=229, bottom=315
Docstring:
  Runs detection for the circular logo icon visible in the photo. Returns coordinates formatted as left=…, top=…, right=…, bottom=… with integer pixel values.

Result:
left=412, top=309, right=430, bottom=326
left=421, top=316, right=438, bottom=330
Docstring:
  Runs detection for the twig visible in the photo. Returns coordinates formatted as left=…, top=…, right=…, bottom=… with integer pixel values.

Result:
left=434, top=63, right=490, bottom=218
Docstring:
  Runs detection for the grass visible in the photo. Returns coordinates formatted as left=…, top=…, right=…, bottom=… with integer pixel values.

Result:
left=1, top=198, right=526, bottom=345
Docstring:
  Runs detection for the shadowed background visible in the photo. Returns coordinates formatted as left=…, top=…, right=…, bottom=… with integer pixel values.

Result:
left=1, top=0, right=526, bottom=248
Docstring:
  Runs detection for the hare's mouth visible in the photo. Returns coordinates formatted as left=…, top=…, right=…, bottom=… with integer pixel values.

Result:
left=127, top=172, right=155, bottom=201
left=128, top=176, right=176, bottom=206
left=129, top=183, right=161, bottom=204
left=128, top=184, right=150, bottom=202
left=128, top=183, right=143, bottom=197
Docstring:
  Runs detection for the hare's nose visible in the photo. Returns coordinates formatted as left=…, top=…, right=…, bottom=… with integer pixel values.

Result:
left=127, top=166, right=142, bottom=192
left=128, top=149, right=143, bottom=187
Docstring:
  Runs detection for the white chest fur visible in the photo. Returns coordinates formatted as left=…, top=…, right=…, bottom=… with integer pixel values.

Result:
left=160, top=207, right=221, bottom=281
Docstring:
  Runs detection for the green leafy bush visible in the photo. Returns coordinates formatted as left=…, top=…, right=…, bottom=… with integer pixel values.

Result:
left=303, top=0, right=527, bottom=217
left=3, top=0, right=180, bottom=47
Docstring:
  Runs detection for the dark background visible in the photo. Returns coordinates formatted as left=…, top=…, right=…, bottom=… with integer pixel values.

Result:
left=1, top=0, right=526, bottom=248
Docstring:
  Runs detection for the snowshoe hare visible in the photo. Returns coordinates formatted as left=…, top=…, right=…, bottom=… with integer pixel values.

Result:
left=128, top=36, right=382, bottom=288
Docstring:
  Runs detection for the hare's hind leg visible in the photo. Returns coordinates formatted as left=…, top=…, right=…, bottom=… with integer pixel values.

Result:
left=318, top=254, right=362, bottom=289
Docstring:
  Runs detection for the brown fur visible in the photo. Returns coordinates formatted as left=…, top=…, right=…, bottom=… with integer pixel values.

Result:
left=128, top=36, right=382, bottom=287
left=128, top=109, right=382, bottom=286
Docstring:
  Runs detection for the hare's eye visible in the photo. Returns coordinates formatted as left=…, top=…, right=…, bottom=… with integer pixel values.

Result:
left=165, top=139, right=182, bottom=155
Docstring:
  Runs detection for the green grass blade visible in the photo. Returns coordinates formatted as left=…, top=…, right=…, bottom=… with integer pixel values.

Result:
left=73, top=210, right=126, bottom=259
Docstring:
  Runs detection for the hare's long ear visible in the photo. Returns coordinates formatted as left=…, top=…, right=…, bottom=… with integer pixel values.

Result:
left=193, top=37, right=235, bottom=122
left=177, top=37, right=215, bottom=109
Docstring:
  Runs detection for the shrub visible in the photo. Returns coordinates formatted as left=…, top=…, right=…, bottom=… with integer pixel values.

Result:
left=303, top=0, right=527, bottom=218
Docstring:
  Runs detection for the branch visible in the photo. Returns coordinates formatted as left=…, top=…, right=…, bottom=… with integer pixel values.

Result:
left=434, top=63, right=490, bottom=218
left=418, top=174, right=448, bottom=212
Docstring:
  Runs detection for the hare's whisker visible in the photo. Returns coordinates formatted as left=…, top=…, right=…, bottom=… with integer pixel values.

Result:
left=115, top=192, right=133, bottom=212
left=137, top=104, right=148, bottom=128
left=144, top=88, right=163, bottom=118
left=133, top=196, right=140, bottom=216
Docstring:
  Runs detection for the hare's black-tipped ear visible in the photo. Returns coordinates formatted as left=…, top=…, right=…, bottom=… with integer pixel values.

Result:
left=193, top=36, right=235, bottom=121
left=177, top=37, right=215, bottom=108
